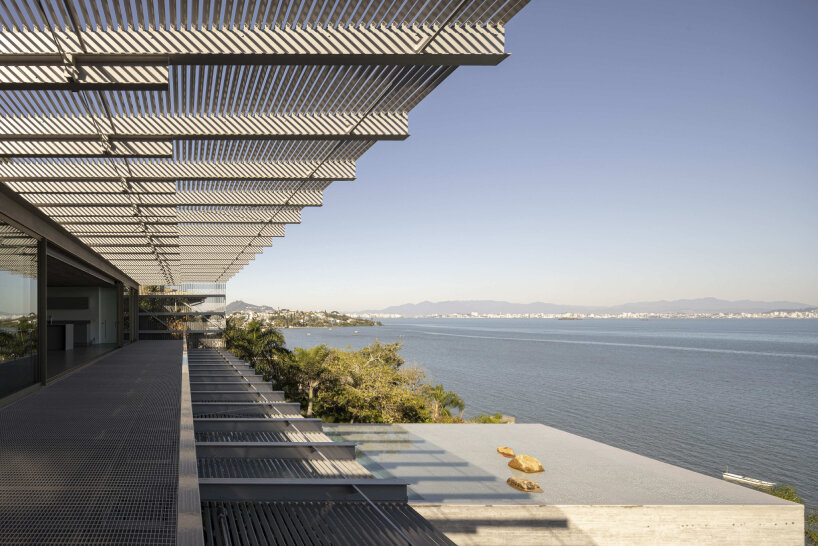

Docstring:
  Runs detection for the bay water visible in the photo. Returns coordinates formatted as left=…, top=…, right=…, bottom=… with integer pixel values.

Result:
left=282, top=318, right=818, bottom=506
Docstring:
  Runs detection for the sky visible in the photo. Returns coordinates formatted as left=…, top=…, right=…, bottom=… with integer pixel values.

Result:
left=227, top=0, right=818, bottom=311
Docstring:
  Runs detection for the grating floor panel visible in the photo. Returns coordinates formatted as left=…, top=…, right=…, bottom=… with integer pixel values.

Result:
left=198, top=457, right=374, bottom=480
left=194, top=431, right=328, bottom=443
left=0, top=341, right=183, bottom=545
left=194, top=409, right=303, bottom=419
left=201, top=501, right=456, bottom=546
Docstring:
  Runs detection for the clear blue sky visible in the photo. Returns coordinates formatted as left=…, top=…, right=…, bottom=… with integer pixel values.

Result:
left=228, top=0, right=818, bottom=311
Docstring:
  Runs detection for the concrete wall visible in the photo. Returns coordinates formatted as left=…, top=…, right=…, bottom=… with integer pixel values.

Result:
left=48, top=287, right=118, bottom=345
left=413, top=504, right=805, bottom=546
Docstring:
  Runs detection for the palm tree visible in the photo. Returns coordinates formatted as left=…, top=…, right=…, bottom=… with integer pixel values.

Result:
left=229, top=320, right=289, bottom=371
left=427, top=384, right=465, bottom=422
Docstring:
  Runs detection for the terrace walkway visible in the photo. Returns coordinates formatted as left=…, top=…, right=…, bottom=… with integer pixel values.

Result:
left=0, top=341, right=455, bottom=545
left=0, top=340, right=183, bottom=544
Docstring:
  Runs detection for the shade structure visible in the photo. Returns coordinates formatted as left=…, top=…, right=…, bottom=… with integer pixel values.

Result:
left=0, top=0, right=529, bottom=285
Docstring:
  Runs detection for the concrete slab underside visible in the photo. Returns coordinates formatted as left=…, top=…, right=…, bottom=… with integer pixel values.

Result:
left=0, top=340, right=183, bottom=545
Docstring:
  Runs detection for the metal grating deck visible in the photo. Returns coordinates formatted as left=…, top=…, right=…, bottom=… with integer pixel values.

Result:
left=190, top=348, right=456, bottom=545
left=0, top=340, right=183, bottom=545
left=201, top=501, right=455, bottom=546
left=197, top=458, right=374, bottom=480
left=193, top=409, right=304, bottom=419
left=195, top=431, right=328, bottom=443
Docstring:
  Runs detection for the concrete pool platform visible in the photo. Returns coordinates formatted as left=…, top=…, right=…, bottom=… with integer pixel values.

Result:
left=326, top=423, right=804, bottom=545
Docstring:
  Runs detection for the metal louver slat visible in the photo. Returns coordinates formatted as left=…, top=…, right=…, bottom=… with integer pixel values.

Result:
left=0, top=0, right=529, bottom=284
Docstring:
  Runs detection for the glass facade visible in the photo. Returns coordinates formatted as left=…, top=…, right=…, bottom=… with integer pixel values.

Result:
left=0, top=221, right=38, bottom=399
left=138, top=283, right=225, bottom=345
left=139, top=283, right=226, bottom=296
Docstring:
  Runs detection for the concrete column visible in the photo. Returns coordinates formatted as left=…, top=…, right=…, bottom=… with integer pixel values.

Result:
left=116, top=281, right=124, bottom=347
left=130, top=287, right=138, bottom=342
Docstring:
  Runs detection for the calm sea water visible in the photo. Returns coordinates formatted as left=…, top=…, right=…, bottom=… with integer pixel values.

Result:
left=282, top=318, right=818, bottom=506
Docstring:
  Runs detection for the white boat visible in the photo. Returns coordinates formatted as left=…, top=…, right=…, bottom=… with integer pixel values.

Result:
left=722, top=472, right=775, bottom=488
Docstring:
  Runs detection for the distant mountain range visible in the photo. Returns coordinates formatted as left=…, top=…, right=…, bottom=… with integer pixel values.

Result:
left=226, top=300, right=278, bottom=314
left=356, top=298, right=816, bottom=316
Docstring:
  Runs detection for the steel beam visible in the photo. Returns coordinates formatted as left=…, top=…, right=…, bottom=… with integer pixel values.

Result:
left=194, top=441, right=358, bottom=460
left=0, top=160, right=354, bottom=182
left=0, top=25, right=506, bottom=64
left=76, top=226, right=284, bottom=239
left=0, top=140, right=173, bottom=158
left=187, top=374, right=264, bottom=383
left=42, top=206, right=176, bottom=217
left=177, top=208, right=302, bottom=224
left=189, top=382, right=274, bottom=393
left=188, top=372, right=260, bottom=380
left=0, top=113, right=408, bottom=141
left=23, top=191, right=324, bottom=206
left=198, top=478, right=408, bottom=503
left=190, top=391, right=285, bottom=402
left=0, top=64, right=169, bottom=91
left=192, top=417, right=323, bottom=433
left=50, top=208, right=302, bottom=224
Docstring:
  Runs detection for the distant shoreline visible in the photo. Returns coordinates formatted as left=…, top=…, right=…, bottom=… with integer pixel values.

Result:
left=282, top=325, right=380, bottom=329
left=352, top=315, right=817, bottom=320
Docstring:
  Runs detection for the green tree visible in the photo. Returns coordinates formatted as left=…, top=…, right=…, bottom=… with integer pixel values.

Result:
left=222, top=315, right=246, bottom=351
left=470, top=412, right=506, bottom=424
left=223, top=318, right=290, bottom=379
left=426, top=384, right=465, bottom=422
left=223, top=328, right=480, bottom=427
left=292, top=344, right=333, bottom=417
left=0, top=314, right=38, bottom=361
left=765, top=484, right=802, bottom=504
left=239, top=321, right=286, bottom=365
left=758, top=484, right=816, bottom=545
left=806, top=507, right=817, bottom=545
left=317, top=346, right=430, bottom=423
left=360, top=340, right=405, bottom=369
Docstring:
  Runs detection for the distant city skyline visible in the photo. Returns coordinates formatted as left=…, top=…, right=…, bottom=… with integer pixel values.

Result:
left=227, top=0, right=818, bottom=311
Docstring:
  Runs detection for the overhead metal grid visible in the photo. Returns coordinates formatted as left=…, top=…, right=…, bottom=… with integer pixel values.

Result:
left=0, top=0, right=528, bottom=285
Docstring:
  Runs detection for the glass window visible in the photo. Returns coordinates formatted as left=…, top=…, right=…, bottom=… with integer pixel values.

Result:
left=0, top=221, right=38, bottom=399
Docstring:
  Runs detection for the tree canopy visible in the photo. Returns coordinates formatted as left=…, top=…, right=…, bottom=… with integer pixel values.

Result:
left=223, top=323, right=507, bottom=425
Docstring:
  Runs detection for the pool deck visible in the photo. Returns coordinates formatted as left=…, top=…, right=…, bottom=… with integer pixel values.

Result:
left=328, top=423, right=795, bottom=505
left=327, top=423, right=804, bottom=545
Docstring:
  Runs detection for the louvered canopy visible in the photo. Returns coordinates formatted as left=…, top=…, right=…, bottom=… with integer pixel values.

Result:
left=0, top=0, right=529, bottom=285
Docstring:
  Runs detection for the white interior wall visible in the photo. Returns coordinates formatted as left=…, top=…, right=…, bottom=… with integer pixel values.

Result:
left=48, top=286, right=118, bottom=345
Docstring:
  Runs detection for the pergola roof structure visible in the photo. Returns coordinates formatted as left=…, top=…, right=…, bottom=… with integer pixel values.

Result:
left=0, top=0, right=529, bottom=285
